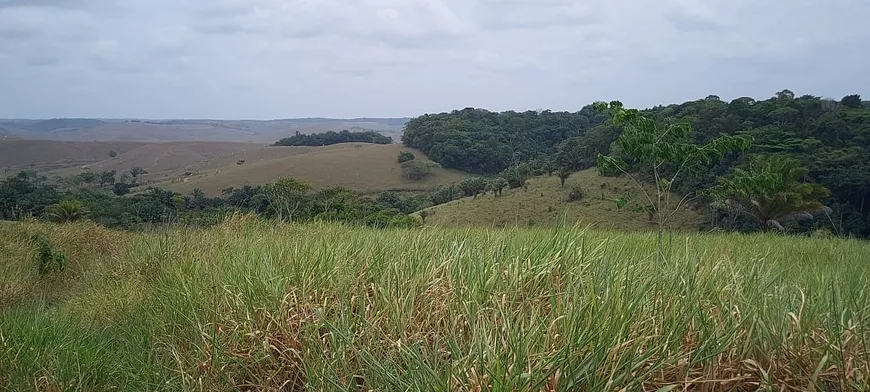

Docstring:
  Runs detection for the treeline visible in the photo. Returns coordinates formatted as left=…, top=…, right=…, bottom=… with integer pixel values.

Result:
left=0, top=171, right=425, bottom=230
left=403, top=91, right=870, bottom=237
left=402, top=107, right=609, bottom=173
left=273, top=130, right=392, bottom=147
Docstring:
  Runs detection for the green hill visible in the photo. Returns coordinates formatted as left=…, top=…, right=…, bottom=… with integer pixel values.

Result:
left=418, top=169, right=702, bottom=231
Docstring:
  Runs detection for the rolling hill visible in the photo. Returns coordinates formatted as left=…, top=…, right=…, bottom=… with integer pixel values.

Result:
left=418, top=169, right=702, bottom=231
left=149, top=143, right=468, bottom=195
left=0, top=118, right=409, bottom=143
left=0, top=139, right=147, bottom=174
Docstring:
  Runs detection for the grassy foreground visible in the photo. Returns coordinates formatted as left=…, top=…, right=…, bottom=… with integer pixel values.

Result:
left=1, top=217, right=869, bottom=391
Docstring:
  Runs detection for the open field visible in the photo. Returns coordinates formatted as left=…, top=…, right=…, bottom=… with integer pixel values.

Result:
left=151, top=143, right=468, bottom=195
left=2, top=139, right=466, bottom=194
left=420, top=169, right=702, bottom=231
left=0, top=139, right=147, bottom=174
left=2, top=218, right=868, bottom=391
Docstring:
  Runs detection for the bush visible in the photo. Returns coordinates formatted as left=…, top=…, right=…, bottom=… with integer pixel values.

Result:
left=45, top=200, right=89, bottom=223
left=401, top=160, right=440, bottom=181
left=567, top=186, right=584, bottom=202
left=30, top=234, right=67, bottom=276
left=397, top=151, right=416, bottom=164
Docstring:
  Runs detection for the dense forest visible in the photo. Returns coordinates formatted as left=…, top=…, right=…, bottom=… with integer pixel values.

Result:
left=403, top=91, right=870, bottom=237
left=273, top=129, right=392, bottom=146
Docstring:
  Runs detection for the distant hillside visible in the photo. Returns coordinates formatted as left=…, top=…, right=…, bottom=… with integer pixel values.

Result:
left=0, top=117, right=409, bottom=143
left=418, top=169, right=701, bottom=231
left=152, top=143, right=468, bottom=196
left=24, top=118, right=107, bottom=132
left=0, top=139, right=147, bottom=175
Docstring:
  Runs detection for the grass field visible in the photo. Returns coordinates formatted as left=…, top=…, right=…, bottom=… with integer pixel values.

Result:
left=2, top=139, right=467, bottom=195
left=0, top=140, right=147, bottom=175
left=2, top=218, right=868, bottom=391
left=420, top=169, right=702, bottom=231
left=151, top=143, right=469, bottom=195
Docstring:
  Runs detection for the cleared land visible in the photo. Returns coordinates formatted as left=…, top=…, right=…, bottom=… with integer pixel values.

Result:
left=2, top=219, right=867, bottom=390
left=148, top=143, right=468, bottom=195
left=420, top=169, right=702, bottom=231
left=3, top=139, right=466, bottom=194
left=0, top=139, right=147, bottom=174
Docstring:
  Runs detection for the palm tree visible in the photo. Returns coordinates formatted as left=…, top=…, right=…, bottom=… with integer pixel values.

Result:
left=45, top=200, right=90, bottom=223
left=708, top=155, right=830, bottom=232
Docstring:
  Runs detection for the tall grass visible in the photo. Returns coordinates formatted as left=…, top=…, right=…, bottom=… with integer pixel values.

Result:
left=1, top=216, right=869, bottom=391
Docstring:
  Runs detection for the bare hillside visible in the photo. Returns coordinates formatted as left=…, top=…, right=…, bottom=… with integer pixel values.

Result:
left=0, top=140, right=146, bottom=174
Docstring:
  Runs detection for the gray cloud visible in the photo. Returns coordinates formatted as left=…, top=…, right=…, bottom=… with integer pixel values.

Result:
left=0, top=0, right=868, bottom=119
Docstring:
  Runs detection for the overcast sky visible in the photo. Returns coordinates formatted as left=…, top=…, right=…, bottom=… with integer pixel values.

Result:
left=0, top=0, right=868, bottom=119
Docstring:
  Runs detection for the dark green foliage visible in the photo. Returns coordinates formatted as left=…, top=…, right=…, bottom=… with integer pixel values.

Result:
left=556, top=167, right=572, bottom=187
left=401, top=160, right=440, bottom=180
left=1, top=170, right=423, bottom=230
left=567, top=186, right=584, bottom=202
left=501, top=163, right=532, bottom=189
left=706, top=155, right=831, bottom=232
left=45, top=200, right=89, bottom=223
left=488, top=177, right=509, bottom=197
left=0, top=171, right=59, bottom=220
left=402, top=107, right=606, bottom=174
left=458, top=177, right=488, bottom=197
left=397, top=150, right=416, bottom=163
left=98, top=171, right=116, bottom=188
left=428, top=186, right=459, bottom=206
left=841, top=94, right=862, bottom=109
left=30, top=234, right=67, bottom=276
left=273, top=130, right=392, bottom=146
left=637, top=92, right=870, bottom=237
left=108, top=150, right=117, bottom=158
left=112, top=182, right=132, bottom=196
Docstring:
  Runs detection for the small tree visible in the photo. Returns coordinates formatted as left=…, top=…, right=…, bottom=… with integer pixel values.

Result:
left=488, top=177, right=509, bottom=197
left=841, top=94, right=862, bottom=109
left=593, top=101, right=752, bottom=258
left=266, top=177, right=312, bottom=222
left=459, top=177, right=488, bottom=198
left=108, top=150, right=117, bottom=158
left=501, top=163, right=532, bottom=189
left=419, top=209, right=430, bottom=223
left=401, top=160, right=440, bottom=180
left=556, top=167, right=572, bottom=187
left=130, top=167, right=148, bottom=185
left=113, top=182, right=133, bottom=196
left=45, top=199, right=89, bottom=223
left=98, top=170, right=116, bottom=188
left=706, top=155, right=830, bottom=232
left=397, top=150, right=416, bottom=164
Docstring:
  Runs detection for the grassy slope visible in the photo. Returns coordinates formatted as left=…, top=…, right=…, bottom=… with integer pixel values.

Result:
left=152, top=143, right=469, bottom=195
left=4, top=140, right=466, bottom=195
left=421, top=169, right=702, bottom=231
left=2, top=219, right=868, bottom=391
left=0, top=140, right=147, bottom=175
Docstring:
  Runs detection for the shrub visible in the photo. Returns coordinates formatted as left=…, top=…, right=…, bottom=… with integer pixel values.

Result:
left=397, top=150, right=416, bottom=164
left=401, top=161, right=440, bottom=181
left=45, top=200, right=89, bottom=223
left=30, top=234, right=67, bottom=276
left=567, top=186, right=585, bottom=202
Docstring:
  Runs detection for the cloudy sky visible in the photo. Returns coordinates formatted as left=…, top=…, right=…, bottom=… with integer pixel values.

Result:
left=0, top=0, right=868, bottom=119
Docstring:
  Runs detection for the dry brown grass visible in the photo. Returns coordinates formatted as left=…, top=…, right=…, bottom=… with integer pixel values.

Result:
left=0, top=140, right=146, bottom=175
left=156, top=143, right=469, bottom=195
